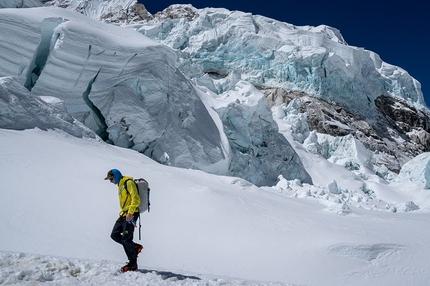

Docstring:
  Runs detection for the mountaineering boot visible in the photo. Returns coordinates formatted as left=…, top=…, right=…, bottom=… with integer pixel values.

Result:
left=120, top=262, right=138, bottom=273
left=135, top=243, right=143, bottom=256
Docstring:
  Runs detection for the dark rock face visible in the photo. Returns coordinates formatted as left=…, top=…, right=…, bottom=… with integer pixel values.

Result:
left=375, top=95, right=430, bottom=149
left=153, top=4, right=199, bottom=21
left=45, top=0, right=153, bottom=24
left=263, top=88, right=430, bottom=173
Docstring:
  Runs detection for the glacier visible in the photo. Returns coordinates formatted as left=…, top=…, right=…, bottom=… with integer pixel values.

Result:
left=0, top=0, right=45, bottom=8
left=129, top=3, right=429, bottom=173
left=197, top=79, right=312, bottom=185
left=397, top=152, right=430, bottom=189
left=133, top=5, right=428, bottom=116
left=0, top=6, right=311, bottom=186
left=0, top=1, right=428, bottom=186
left=0, top=76, right=95, bottom=138
left=0, top=7, right=227, bottom=171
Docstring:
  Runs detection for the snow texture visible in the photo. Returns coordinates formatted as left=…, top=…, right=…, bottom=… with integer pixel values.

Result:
left=1, top=128, right=430, bottom=286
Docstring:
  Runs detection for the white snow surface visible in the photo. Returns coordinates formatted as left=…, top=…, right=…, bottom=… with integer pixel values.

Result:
left=2, top=128, right=430, bottom=286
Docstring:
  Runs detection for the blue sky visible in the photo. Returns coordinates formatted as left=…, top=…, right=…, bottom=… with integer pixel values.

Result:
left=138, top=0, right=429, bottom=107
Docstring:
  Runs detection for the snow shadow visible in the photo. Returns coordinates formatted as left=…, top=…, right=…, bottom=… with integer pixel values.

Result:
left=328, top=243, right=405, bottom=261
left=138, top=269, right=201, bottom=281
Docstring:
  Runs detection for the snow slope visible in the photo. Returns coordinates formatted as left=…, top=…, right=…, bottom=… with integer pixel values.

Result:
left=1, top=128, right=430, bottom=285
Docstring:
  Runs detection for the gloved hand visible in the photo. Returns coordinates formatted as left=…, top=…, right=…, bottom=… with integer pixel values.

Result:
left=126, top=213, right=136, bottom=227
left=125, top=213, right=133, bottom=221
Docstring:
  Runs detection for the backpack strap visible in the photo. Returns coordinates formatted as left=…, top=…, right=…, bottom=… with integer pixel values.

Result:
left=123, top=179, right=132, bottom=192
left=147, top=187, right=151, bottom=212
left=120, top=182, right=130, bottom=210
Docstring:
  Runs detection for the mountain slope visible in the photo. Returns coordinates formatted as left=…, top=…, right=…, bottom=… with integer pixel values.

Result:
left=128, top=3, right=430, bottom=172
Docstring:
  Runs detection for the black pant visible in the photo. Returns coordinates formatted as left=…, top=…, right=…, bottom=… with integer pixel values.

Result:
left=110, top=213, right=139, bottom=264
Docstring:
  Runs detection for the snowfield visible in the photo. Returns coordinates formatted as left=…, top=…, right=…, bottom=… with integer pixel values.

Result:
left=1, top=128, right=430, bottom=286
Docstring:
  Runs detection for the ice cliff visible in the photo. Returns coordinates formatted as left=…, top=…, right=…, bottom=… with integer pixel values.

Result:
left=0, top=6, right=311, bottom=186
left=0, top=8, right=227, bottom=173
left=1, top=0, right=429, bottom=186
left=0, top=76, right=95, bottom=138
left=128, top=4, right=429, bottom=171
left=132, top=5, right=427, bottom=116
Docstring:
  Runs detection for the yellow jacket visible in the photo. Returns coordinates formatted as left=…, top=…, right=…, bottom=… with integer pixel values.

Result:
left=118, top=176, right=140, bottom=216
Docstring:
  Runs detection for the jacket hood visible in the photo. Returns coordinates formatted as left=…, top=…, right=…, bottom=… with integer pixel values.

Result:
left=111, top=169, right=123, bottom=185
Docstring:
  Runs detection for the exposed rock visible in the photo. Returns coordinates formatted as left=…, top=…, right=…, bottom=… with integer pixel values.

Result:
left=45, top=0, right=152, bottom=24
left=262, top=88, right=430, bottom=173
left=98, top=2, right=151, bottom=24
left=153, top=4, right=199, bottom=21
left=375, top=95, right=430, bottom=149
